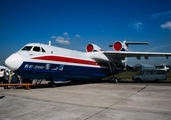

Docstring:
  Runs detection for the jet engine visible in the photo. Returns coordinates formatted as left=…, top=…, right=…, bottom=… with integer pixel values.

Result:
left=112, top=41, right=128, bottom=51
left=86, top=44, right=103, bottom=52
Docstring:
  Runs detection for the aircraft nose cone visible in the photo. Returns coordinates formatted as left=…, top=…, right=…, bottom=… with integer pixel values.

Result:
left=5, top=54, right=23, bottom=71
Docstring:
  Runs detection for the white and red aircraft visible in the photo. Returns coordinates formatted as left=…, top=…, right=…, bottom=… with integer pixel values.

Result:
left=5, top=41, right=171, bottom=85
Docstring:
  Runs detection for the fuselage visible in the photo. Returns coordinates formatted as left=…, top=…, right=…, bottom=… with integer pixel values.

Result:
left=5, top=43, right=113, bottom=81
left=5, top=41, right=171, bottom=82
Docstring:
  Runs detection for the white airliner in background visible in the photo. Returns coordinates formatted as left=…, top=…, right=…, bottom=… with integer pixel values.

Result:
left=5, top=41, right=171, bottom=85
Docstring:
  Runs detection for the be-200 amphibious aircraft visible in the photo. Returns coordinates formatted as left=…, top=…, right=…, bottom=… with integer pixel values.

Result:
left=5, top=41, right=171, bottom=86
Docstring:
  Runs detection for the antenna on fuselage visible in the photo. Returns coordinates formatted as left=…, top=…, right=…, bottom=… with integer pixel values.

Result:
left=49, top=41, right=51, bottom=46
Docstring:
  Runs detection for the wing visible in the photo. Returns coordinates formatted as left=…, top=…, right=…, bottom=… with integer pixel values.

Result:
left=103, top=51, right=171, bottom=59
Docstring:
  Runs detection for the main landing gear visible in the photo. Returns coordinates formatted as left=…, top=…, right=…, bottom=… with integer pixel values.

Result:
left=48, top=81, right=56, bottom=88
left=110, top=77, right=118, bottom=83
left=108, top=62, right=118, bottom=83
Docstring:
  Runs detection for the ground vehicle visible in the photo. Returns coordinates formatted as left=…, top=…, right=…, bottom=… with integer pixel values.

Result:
left=132, top=69, right=167, bottom=82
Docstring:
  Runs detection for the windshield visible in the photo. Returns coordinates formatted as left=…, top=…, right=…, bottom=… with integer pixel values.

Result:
left=33, top=46, right=41, bottom=52
left=21, top=46, right=33, bottom=51
left=136, top=71, right=144, bottom=75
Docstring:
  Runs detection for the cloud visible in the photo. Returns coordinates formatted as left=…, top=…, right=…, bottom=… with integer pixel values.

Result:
left=52, top=32, right=80, bottom=45
left=51, top=36, right=56, bottom=38
left=148, top=44, right=171, bottom=52
left=51, top=36, right=70, bottom=45
left=150, top=10, right=171, bottom=19
left=56, top=36, right=70, bottom=45
left=75, top=34, right=81, bottom=37
left=160, top=21, right=171, bottom=30
left=63, top=32, right=69, bottom=36
left=129, top=22, right=143, bottom=31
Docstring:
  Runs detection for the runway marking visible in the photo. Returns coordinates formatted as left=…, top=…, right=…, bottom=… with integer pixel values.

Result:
left=137, top=85, right=149, bottom=92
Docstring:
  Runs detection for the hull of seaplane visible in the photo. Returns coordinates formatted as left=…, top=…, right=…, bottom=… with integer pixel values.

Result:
left=5, top=43, right=113, bottom=81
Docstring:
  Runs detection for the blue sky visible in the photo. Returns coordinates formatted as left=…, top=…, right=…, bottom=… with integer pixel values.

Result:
left=0, top=0, right=171, bottom=66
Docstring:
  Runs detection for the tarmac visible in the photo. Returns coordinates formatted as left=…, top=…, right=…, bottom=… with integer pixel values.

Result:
left=0, top=81, right=171, bottom=120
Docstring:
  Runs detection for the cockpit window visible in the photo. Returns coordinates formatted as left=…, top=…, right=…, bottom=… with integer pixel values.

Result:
left=21, top=46, right=33, bottom=51
left=41, top=47, right=46, bottom=52
left=22, top=46, right=46, bottom=53
left=33, top=46, right=41, bottom=52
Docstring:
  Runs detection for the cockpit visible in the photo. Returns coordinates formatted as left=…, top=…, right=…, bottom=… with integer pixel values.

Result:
left=21, top=46, right=46, bottom=53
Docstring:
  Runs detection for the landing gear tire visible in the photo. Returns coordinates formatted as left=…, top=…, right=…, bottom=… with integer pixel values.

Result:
left=110, top=77, right=118, bottom=83
left=136, top=78, right=141, bottom=83
left=48, top=82, right=56, bottom=88
left=155, top=79, right=159, bottom=83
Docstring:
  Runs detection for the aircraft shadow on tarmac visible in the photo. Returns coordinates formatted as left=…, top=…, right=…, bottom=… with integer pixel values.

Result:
left=13, top=80, right=107, bottom=90
left=30, top=80, right=106, bottom=89
left=0, top=96, right=5, bottom=99
left=12, top=79, right=171, bottom=90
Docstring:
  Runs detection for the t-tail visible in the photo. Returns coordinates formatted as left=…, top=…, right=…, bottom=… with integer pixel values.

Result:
left=109, top=40, right=149, bottom=51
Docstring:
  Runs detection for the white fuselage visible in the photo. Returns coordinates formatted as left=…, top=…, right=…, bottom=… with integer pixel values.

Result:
left=6, top=43, right=123, bottom=80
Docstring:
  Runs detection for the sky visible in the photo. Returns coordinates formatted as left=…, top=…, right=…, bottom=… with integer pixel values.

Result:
left=0, top=0, right=171, bottom=66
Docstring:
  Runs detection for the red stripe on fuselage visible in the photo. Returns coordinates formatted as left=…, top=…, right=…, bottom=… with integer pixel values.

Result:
left=31, top=56, right=108, bottom=67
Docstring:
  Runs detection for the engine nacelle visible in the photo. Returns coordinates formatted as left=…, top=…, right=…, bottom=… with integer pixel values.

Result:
left=113, top=41, right=128, bottom=51
left=86, top=44, right=103, bottom=52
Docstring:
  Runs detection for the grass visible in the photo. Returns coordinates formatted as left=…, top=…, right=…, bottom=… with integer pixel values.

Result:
left=115, top=71, right=137, bottom=82
left=103, top=71, right=171, bottom=83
